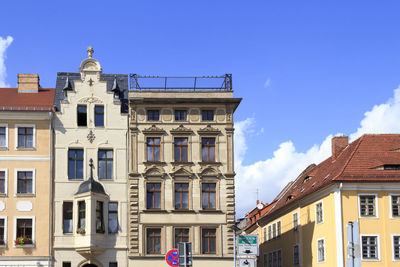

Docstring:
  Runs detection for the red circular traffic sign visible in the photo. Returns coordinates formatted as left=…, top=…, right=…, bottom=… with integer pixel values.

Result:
left=165, top=249, right=179, bottom=266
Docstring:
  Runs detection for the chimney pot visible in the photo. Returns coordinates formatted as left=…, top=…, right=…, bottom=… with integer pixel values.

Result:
left=18, top=74, right=39, bottom=93
left=332, top=136, right=349, bottom=159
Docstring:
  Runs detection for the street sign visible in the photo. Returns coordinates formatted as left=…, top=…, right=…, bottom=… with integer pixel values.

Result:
left=178, top=242, right=192, bottom=267
left=166, top=249, right=179, bottom=266
left=239, top=258, right=255, bottom=267
left=238, top=235, right=259, bottom=256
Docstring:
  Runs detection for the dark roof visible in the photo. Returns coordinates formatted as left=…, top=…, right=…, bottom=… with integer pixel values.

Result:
left=245, top=134, right=400, bottom=229
left=0, top=88, right=55, bottom=111
left=54, top=72, right=129, bottom=113
left=75, top=176, right=107, bottom=196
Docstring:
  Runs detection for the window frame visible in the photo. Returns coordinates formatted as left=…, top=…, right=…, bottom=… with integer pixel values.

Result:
left=201, top=228, right=217, bottom=254
left=201, top=110, right=214, bottom=121
left=392, top=234, right=400, bottom=261
left=146, top=228, right=162, bottom=254
left=98, top=149, right=114, bottom=179
left=360, top=234, right=380, bottom=261
left=0, top=123, right=8, bottom=149
left=147, top=137, right=161, bottom=162
left=0, top=216, right=7, bottom=246
left=14, top=169, right=35, bottom=196
left=293, top=244, right=300, bottom=265
left=0, top=168, right=8, bottom=196
left=268, top=249, right=282, bottom=267
left=174, top=227, right=190, bottom=248
left=14, top=216, right=35, bottom=247
left=315, top=201, right=324, bottom=224
left=174, top=182, right=189, bottom=210
left=358, top=194, right=379, bottom=218
left=77, top=200, right=86, bottom=230
left=174, top=110, right=187, bottom=121
left=293, top=212, right=299, bottom=231
left=108, top=202, right=118, bottom=234
left=147, top=109, right=160, bottom=121
left=94, top=105, right=105, bottom=127
left=68, top=148, right=84, bottom=180
left=77, top=105, right=87, bottom=127
left=15, top=124, right=35, bottom=149
left=96, top=201, right=105, bottom=234
left=389, top=194, right=400, bottom=218
left=201, top=182, right=216, bottom=210
left=174, top=137, right=188, bottom=162
left=201, top=137, right=216, bottom=162
left=62, top=201, right=73, bottom=234
left=317, top=238, right=325, bottom=263
left=146, top=182, right=162, bottom=210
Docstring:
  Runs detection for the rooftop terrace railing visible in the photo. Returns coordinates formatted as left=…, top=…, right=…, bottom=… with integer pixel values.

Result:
left=129, top=74, right=232, bottom=91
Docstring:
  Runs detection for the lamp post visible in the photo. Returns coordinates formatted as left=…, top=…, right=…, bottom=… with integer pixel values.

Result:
left=230, top=224, right=240, bottom=267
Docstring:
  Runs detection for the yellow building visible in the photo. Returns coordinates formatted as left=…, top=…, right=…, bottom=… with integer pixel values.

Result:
left=0, top=74, right=54, bottom=266
left=244, top=135, right=400, bottom=267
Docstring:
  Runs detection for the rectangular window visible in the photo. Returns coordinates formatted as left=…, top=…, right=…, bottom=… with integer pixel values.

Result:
left=272, top=223, right=276, bottom=239
left=147, top=183, right=161, bottom=209
left=201, top=137, right=215, bottom=162
left=17, top=171, right=33, bottom=194
left=78, top=201, right=85, bottom=230
left=147, top=137, right=160, bottom=162
left=77, top=105, right=87, bottom=126
left=63, top=202, right=73, bottom=233
left=202, top=229, right=216, bottom=254
left=175, top=183, right=189, bottom=209
left=394, top=236, right=400, bottom=260
left=359, top=195, right=376, bottom=217
left=0, top=126, right=6, bottom=147
left=316, top=202, right=323, bottom=223
left=392, top=195, right=400, bottom=217
left=263, top=227, right=267, bottom=242
left=268, top=225, right=272, bottom=240
left=68, top=149, right=83, bottom=179
left=16, top=218, right=32, bottom=244
left=175, top=228, right=189, bottom=248
left=108, top=202, right=118, bottom=233
left=94, top=105, right=104, bottom=127
left=147, top=110, right=159, bottom=121
left=362, top=236, right=378, bottom=260
left=317, top=239, right=325, bottom=262
left=263, top=253, right=267, bottom=267
left=62, top=262, right=71, bottom=267
left=294, top=245, right=300, bottom=265
left=109, top=263, right=117, bottom=267
left=0, top=171, right=5, bottom=194
left=0, top=218, right=4, bottom=245
left=98, top=149, right=113, bottom=179
left=17, top=127, right=33, bottom=148
left=293, top=213, right=299, bottom=230
left=269, top=250, right=282, bottom=267
left=202, top=110, right=214, bottom=121
left=96, top=201, right=104, bottom=233
left=202, top=183, right=216, bottom=209
left=174, top=138, right=188, bottom=162
left=147, top=228, right=161, bottom=254
left=277, top=221, right=281, bottom=236
left=175, top=110, right=187, bottom=121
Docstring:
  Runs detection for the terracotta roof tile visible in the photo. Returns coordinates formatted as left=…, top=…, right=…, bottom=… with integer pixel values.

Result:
left=0, top=88, right=55, bottom=111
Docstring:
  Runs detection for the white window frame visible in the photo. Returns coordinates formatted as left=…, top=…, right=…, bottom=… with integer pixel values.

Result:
left=315, top=200, right=324, bottom=224
left=358, top=194, right=379, bottom=218
left=13, top=216, right=35, bottom=247
left=0, top=168, right=8, bottom=196
left=360, top=234, right=380, bottom=261
left=392, top=234, right=400, bottom=261
left=317, top=238, right=326, bottom=263
left=389, top=194, right=400, bottom=219
left=293, top=244, right=300, bottom=265
left=14, top=168, right=35, bottom=196
left=293, top=212, right=299, bottom=230
left=15, top=124, right=36, bottom=149
left=0, top=123, right=8, bottom=148
left=0, top=216, right=7, bottom=247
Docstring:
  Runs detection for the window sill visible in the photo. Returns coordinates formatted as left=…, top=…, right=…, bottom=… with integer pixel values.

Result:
left=14, top=244, right=35, bottom=248
left=143, top=209, right=168, bottom=213
left=68, top=178, right=84, bottom=181
left=16, top=147, right=36, bottom=151
left=173, top=209, right=195, bottom=213
left=171, top=161, right=194, bottom=165
left=199, top=209, right=223, bottom=214
left=199, top=161, right=221, bottom=165
left=98, top=178, right=114, bottom=181
left=0, top=147, right=8, bottom=151
left=359, top=216, right=378, bottom=219
left=143, top=161, right=166, bottom=165
left=15, top=193, right=35, bottom=198
left=0, top=193, right=7, bottom=198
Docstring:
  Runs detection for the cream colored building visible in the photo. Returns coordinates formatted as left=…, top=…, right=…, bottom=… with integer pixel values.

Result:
left=53, top=48, right=129, bottom=267
left=0, top=74, right=54, bottom=266
left=128, top=77, right=241, bottom=267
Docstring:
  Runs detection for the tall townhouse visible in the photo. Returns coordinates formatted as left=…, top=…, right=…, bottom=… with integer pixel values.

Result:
left=128, top=75, right=241, bottom=267
left=53, top=48, right=129, bottom=267
left=244, top=134, right=400, bottom=267
left=0, top=74, right=54, bottom=266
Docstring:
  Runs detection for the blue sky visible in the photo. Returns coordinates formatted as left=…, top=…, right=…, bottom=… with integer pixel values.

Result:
left=2, top=0, right=400, bottom=217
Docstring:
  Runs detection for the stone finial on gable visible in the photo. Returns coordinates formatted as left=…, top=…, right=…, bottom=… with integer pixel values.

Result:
left=79, top=46, right=102, bottom=81
left=87, top=46, right=94, bottom=58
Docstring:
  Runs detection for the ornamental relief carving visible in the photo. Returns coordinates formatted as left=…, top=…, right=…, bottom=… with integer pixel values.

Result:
left=198, top=124, right=221, bottom=135
left=171, top=165, right=194, bottom=178
left=78, top=96, right=103, bottom=104
left=143, top=165, right=166, bottom=178
left=170, top=124, right=193, bottom=134
left=198, top=165, right=221, bottom=178
left=142, top=124, right=166, bottom=134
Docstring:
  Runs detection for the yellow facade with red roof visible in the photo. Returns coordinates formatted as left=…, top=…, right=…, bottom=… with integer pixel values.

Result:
left=0, top=74, right=54, bottom=266
left=244, top=135, right=400, bottom=267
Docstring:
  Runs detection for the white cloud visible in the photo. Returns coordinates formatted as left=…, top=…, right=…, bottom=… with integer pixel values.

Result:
left=264, top=77, right=271, bottom=88
left=0, top=36, right=13, bottom=87
left=235, top=85, right=400, bottom=218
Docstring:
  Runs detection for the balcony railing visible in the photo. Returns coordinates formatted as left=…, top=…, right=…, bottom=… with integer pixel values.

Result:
left=129, top=74, right=232, bottom=91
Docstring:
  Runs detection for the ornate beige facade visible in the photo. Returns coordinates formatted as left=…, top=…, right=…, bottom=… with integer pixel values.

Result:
left=53, top=51, right=129, bottom=267
left=128, top=87, right=241, bottom=266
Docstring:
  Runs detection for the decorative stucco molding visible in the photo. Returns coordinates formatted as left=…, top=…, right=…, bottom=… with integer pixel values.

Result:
left=197, top=124, right=221, bottom=135
left=142, top=124, right=166, bottom=135
left=170, top=124, right=193, bottom=135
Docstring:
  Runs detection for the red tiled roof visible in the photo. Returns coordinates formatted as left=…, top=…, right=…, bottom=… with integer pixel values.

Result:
left=0, top=88, right=55, bottom=111
left=246, top=134, right=400, bottom=229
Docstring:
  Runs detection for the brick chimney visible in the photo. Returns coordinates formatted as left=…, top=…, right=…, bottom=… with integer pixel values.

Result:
left=18, top=74, right=39, bottom=93
left=332, top=136, right=348, bottom=159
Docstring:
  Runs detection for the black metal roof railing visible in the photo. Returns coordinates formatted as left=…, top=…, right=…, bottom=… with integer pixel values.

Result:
left=129, top=74, right=232, bottom=91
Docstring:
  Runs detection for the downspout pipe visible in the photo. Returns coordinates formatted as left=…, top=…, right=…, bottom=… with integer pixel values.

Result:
left=48, top=111, right=53, bottom=266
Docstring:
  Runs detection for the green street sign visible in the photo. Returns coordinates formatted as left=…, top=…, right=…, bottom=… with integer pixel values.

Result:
left=238, top=235, right=258, bottom=245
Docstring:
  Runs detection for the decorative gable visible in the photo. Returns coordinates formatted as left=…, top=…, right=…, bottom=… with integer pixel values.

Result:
left=198, top=124, right=221, bottom=135
left=142, top=124, right=166, bottom=135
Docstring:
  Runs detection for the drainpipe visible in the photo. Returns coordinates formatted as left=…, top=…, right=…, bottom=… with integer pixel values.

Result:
left=48, top=111, right=53, bottom=266
left=298, top=207, right=302, bottom=267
